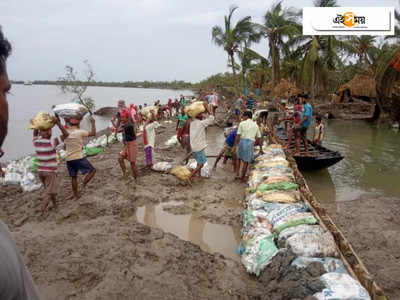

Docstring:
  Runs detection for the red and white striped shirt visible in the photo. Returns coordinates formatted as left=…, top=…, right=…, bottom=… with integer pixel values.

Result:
left=33, top=137, right=58, bottom=172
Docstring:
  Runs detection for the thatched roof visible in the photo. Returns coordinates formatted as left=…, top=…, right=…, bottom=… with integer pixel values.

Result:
left=262, top=81, right=273, bottom=92
left=335, top=69, right=376, bottom=99
left=273, top=79, right=303, bottom=99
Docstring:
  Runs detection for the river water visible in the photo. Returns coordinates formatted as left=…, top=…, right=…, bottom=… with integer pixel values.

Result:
left=303, top=119, right=400, bottom=208
left=2, top=84, right=192, bottom=161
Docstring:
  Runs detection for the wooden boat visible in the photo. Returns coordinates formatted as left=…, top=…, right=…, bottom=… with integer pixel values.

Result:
left=275, top=126, right=344, bottom=170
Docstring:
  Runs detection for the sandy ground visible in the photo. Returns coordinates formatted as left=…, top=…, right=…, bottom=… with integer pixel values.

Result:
left=321, top=196, right=400, bottom=299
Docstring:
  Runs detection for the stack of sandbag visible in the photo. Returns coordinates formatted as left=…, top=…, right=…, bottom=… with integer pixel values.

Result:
left=53, top=103, right=88, bottom=119
left=238, top=143, right=370, bottom=300
left=2, top=156, right=42, bottom=192
left=29, top=112, right=55, bottom=130
left=184, top=101, right=205, bottom=118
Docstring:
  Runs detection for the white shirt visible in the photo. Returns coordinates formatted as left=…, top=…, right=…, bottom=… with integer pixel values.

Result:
left=190, top=116, right=214, bottom=152
left=144, top=121, right=160, bottom=149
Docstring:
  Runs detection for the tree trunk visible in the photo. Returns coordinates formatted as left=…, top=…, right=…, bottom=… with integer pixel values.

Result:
left=270, top=37, right=280, bottom=95
left=230, top=53, right=240, bottom=93
left=372, top=94, right=385, bottom=121
left=311, top=61, right=316, bottom=101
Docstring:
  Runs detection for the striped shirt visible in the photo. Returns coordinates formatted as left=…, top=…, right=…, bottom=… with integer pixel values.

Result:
left=33, top=137, right=58, bottom=172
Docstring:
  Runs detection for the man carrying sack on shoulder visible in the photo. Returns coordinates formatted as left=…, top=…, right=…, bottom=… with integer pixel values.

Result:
left=188, top=101, right=214, bottom=183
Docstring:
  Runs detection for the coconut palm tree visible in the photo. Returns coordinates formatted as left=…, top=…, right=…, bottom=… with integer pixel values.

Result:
left=385, top=2, right=400, bottom=41
left=256, top=1, right=301, bottom=91
left=289, top=0, right=357, bottom=100
left=237, top=45, right=269, bottom=89
left=211, top=6, right=258, bottom=92
left=348, top=36, right=378, bottom=65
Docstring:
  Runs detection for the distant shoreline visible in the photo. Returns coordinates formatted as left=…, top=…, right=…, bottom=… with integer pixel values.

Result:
left=11, top=80, right=195, bottom=91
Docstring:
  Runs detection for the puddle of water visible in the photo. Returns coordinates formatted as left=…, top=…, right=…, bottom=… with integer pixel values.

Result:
left=136, top=201, right=241, bottom=261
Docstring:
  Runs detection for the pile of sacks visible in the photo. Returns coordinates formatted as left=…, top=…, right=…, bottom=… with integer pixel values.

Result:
left=1, top=156, right=42, bottom=192
left=238, top=144, right=371, bottom=300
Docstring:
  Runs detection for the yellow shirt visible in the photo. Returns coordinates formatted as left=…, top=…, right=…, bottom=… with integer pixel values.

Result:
left=65, top=128, right=89, bottom=161
left=238, top=119, right=261, bottom=141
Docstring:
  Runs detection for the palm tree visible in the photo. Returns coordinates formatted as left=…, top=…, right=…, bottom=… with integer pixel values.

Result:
left=349, top=36, right=377, bottom=65
left=291, top=0, right=356, bottom=100
left=237, top=46, right=269, bottom=89
left=385, top=2, right=400, bottom=41
left=256, top=1, right=301, bottom=91
left=211, top=6, right=257, bottom=92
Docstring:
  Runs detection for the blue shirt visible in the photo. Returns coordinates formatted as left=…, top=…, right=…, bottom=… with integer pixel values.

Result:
left=225, top=129, right=238, bottom=147
left=246, top=97, right=256, bottom=109
left=301, top=103, right=313, bottom=128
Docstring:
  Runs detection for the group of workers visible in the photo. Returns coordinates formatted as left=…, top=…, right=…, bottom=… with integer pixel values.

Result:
left=279, top=94, right=324, bottom=156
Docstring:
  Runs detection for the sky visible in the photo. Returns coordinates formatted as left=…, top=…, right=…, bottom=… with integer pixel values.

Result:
left=1, top=0, right=398, bottom=83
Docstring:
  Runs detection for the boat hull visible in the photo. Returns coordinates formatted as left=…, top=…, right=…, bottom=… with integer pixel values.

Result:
left=275, top=127, right=344, bottom=170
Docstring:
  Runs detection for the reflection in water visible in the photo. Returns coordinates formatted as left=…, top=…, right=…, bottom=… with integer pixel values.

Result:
left=303, top=169, right=337, bottom=212
left=143, top=204, right=156, bottom=227
left=304, top=120, right=400, bottom=207
left=188, top=214, right=211, bottom=253
left=136, top=202, right=240, bottom=261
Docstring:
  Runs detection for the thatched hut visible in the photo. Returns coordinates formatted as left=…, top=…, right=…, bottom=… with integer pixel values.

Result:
left=262, top=81, right=274, bottom=94
left=273, top=78, right=303, bottom=99
left=334, top=69, right=376, bottom=103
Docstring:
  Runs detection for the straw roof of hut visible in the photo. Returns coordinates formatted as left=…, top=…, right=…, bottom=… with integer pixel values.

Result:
left=335, top=69, right=376, bottom=99
left=273, top=79, right=303, bottom=99
left=262, top=81, right=274, bottom=92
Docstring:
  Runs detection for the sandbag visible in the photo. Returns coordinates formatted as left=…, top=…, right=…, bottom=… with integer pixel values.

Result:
left=53, top=103, right=88, bottom=119
left=30, top=157, right=38, bottom=173
left=267, top=144, right=283, bottom=150
left=170, top=166, right=191, bottom=181
left=264, top=176, right=293, bottom=185
left=246, top=194, right=266, bottom=210
left=142, top=106, right=158, bottom=119
left=314, top=273, right=370, bottom=300
left=107, top=135, right=116, bottom=144
left=251, top=181, right=298, bottom=194
left=274, top=212, right=318, bottom=234
left=83, top=146, right=102, bottom=157
left=263, top=202, right=309, bottom=227
left=165, top=135, right=178, bottom=146
left=29, top=112, right=55, bottom=130
left=117, top=133, right=123, bottom=142
left=59, top=149, right=66, bottom=160
left=292, top=257, right=348, bottom=274
left=152, top=162, right=172, bottom=172
left=20, top=172, right=42, bottom=192
left=200, top=162, right=211, bottom=178
left=255, top=160, right=289, bottom=169
left=3, top=172, right=22, bottom=186
left=184, top=101, right=205, bottom=118
left=283, top=225, right=339, bottom=258
left=185, top=159, right=197, bottom=170
left=261, top=190, right=300, bottom=203
left=241, top=232, right=279, bottom=276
